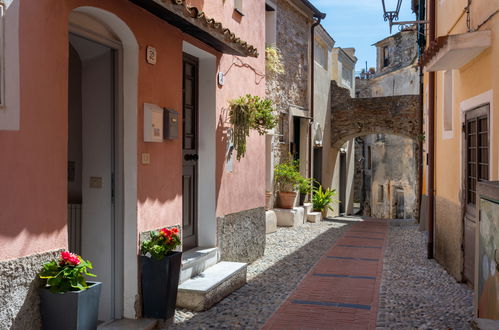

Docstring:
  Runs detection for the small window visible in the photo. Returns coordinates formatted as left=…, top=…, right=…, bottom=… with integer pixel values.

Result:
left=234, top=0, right=243, bottom=16
left=377, top=185, right=384, bottom=203
left=383, top=46, right=390, bottom=67
left=265, top=2, right=276, bottom=46
left=443, top=70, right=453, bottom=132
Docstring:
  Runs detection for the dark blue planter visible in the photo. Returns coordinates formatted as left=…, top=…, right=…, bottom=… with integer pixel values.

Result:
left=140, top=252, right=182, bottom=319
left=39, top=281, right=101, bottom=330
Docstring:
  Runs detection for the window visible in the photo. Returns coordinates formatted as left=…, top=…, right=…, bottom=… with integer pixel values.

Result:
left=367, top=146, right=372, bottom=170
left=265, top=2, right=276, bottom=46
left=443, top=70, right=453, bottom=134
left=382, top=46, right=390, bottom=67
left=314, top=41, right=327, bottom=69
left=341, top=66, right=352, bottom=88
left=234, top=0, right=243, bottom=16
left=377, top=185, right=384, bottom=203
left=465, top=105, right=489, bottom=205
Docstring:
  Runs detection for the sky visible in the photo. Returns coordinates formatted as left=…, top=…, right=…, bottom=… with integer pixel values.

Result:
left=313, top=0, right=417, bottom=72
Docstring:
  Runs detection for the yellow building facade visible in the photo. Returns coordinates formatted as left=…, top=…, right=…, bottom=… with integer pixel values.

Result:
left=422, top=0, right=499, bottom=285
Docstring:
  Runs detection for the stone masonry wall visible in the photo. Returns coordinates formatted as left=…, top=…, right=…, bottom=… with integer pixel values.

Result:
left=217, top=207, right=266, bottom=263
left=266, top=0, right=310, bottom=169
left=330, top=81, right=421, bottom=147
left=0, top=250, right=63, bottom=330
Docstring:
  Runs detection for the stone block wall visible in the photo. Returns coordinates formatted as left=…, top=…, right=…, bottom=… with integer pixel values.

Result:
left=0, top=250, right=62, bottom=330
left=217, top=207, right=266, bottom=263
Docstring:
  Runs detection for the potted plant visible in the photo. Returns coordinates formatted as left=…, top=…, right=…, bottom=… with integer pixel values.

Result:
left=229, top=95, right=277, bottom=160
left=274, top=158, right=301, bottom=209
left=298, top=177, right=312, bottom=205
left=312, top=184, right=337, bottom=218
left=140, top=227, right=182, bottom=320
left=39, top=251, right=100, bottom=330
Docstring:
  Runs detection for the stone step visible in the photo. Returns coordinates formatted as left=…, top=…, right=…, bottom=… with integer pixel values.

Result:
left=274, top=207, right=305, bottom=227
left=180, top=247, right=218, bottom=284
left=98, top=318, right=157, bottom=330
left=176, top=261, right=247, bottom=311
left=307, top=211, right=322, bottom=223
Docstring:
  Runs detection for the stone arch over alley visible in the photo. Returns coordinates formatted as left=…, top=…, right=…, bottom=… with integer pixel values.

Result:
left=330, top=81, right=421, bottom=148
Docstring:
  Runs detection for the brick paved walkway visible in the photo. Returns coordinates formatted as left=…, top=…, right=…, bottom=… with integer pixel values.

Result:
left=262, top=219, right=389, bottom=330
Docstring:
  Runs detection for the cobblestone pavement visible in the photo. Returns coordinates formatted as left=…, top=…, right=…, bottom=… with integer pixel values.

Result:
left=377, top=221, right=474, bottom=329
left=171, top=217, right=354, bottom=329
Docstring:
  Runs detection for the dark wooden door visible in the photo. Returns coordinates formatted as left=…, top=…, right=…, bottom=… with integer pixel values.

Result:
left=182, top=54, right=199, bottom=250
left=463, top=104, right=489, bottom=286
left=395, top=189, right=404, bottom=219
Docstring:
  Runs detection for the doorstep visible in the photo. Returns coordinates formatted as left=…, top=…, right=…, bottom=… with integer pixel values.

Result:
left=176, top=261, right=247, bottom=312
left=179, top=247, right=219, bottom=284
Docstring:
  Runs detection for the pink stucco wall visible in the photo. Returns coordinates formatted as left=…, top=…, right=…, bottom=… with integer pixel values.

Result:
left=0, top=0, right=265, bottom=260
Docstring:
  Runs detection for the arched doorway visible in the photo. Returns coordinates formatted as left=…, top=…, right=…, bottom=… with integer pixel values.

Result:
left=67, top=7, right=138, bottom=321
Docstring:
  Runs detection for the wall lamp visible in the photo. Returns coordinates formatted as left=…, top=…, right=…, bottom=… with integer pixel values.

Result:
left=381, top=0, right=429, bottom=33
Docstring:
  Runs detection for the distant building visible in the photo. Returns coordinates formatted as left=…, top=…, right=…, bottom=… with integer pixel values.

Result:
left=354, top=29, right=420, bottom=219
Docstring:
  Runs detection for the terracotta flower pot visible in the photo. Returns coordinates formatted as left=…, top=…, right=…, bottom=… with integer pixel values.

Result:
left=278, top=191, right=297, bottom=209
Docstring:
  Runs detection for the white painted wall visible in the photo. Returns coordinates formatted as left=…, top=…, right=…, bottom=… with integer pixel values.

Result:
left=182, top=42, right=217, bottom=248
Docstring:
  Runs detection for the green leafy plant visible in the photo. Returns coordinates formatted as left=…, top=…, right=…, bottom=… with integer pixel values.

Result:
left=265, top=46, right=284, bottom=75
left=274, top=158, right=302, bottom=192
left=312, top=185, right=337, bottom=213
left=229, top=95, right=277, bottom=160
left=298, top=176, right=313, bottom=195
left=141, top=227, right=181, bottom=260
left=39, top=251, right=96, bottom=293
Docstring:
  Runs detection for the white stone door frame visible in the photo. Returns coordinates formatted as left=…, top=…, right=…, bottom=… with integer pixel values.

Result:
left=71, top=6, right=139, bottom=319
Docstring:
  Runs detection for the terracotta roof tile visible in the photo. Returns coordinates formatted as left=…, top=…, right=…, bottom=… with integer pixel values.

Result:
left=165, top=0, right=258, bottom=57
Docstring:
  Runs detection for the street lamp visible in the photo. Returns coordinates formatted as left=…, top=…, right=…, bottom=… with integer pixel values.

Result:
left=381, top=0, right=428, bottom=33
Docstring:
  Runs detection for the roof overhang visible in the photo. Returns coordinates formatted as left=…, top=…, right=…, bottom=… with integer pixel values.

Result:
left=129, top=0, right=258, bottom=57
left=422, top=30, right=491, bottom=72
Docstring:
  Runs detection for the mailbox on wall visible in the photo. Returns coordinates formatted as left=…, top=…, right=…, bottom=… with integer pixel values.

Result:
left=163, top=108, right=178, bottom=140
left=143, top=103, right=163, bottom=142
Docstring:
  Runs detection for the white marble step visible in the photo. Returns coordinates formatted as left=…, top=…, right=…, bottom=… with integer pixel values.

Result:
left=176, top=261, right=247, bottom=311
left=179, top=247, right=218, bottom=284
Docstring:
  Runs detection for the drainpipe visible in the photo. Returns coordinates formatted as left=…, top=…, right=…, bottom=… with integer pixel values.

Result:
left=309, top=13, right=325, bottom=182
left=427, top=0, right=436, bottom=259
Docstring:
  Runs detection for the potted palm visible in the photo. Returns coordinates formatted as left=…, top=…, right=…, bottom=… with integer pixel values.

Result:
left=39, top=251, right=100, bottom=330
left=274, top=158, right=301, bottom=209
left=298, top=177, right=312, bottom=205
left=140, top=227, right=182, bottom=319
left=312, top=185, right=337, bottom=218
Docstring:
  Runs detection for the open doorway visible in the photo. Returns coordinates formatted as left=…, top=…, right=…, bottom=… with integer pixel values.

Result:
left=68, top=32, right=123, bottom=322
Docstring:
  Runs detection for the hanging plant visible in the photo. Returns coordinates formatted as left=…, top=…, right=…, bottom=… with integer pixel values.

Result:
left=265, top=46, right=285, bottom=75
left=229, top=94, right=277, bottom=160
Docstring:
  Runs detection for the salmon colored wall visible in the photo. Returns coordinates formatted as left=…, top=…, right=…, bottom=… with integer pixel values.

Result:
left=0, top=0, right=265, bottom=260
left=187, top=0, right=267, bottom=216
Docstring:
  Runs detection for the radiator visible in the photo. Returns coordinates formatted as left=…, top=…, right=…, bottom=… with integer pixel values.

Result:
left=67, top=204, right=81, bottom=254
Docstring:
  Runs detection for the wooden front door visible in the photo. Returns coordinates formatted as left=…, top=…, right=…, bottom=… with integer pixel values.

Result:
left=182, top=54, right=199, bottom=250
left=463, top=104, right=490, bottom=286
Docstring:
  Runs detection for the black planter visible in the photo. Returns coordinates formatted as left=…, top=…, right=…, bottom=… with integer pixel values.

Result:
left=299, top=193, right=307, bottom=205
left=39, top=281, right=101, bottom=330
left=140, top=251, right=182, bottom=319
